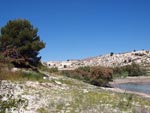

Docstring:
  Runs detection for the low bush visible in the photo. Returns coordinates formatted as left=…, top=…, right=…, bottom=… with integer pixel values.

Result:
left=38, top=64, right=58, bottom=73
left=113, top=62, right=147, bottom=77
left=113, top=66, right=128, bottom=78
left=125, top=63, right=146, bottom=76
left=62, top=66, right=113, bottom=87
left=89, top=66, right=113, bottom=86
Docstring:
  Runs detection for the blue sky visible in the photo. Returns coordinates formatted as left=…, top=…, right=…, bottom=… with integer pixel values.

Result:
left=0, top=0, right=150, bottom=61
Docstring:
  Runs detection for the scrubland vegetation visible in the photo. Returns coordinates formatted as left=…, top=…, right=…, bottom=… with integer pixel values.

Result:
left=61, top=66, right=113, bottom=87
left=113, top=63, right=147, bottom=78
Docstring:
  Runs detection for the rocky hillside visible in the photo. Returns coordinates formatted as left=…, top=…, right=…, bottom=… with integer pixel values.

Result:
left=82, top=50, right=150, bottom=67
left=45, top=50, right=150, bottom=70
left=1, top=72, right=150, bottom=113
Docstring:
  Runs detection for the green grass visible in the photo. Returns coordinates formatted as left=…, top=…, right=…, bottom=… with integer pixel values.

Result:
left=113, top=71, right=128, bottom=79
left=0, top=70, right=44, bottom=81
left=113, top=70, right=150, bottom=79
left=146, top=71, right=150, bottom=76
left=37, top=107, right=49, bottom=113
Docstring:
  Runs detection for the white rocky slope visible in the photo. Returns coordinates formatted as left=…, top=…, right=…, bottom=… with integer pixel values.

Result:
left=82, top=50, right=150, bottom=67
left=45, top=50, right=150, bottom=70
left=1, top=73, right=150, bottom=113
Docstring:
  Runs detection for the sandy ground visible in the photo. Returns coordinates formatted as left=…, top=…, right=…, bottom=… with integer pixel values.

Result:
left=105, top=76, right=150, bottom=98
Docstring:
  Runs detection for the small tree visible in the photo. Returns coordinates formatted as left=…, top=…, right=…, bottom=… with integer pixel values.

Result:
left=110, top=52, right=114, bottom=56
left=0, top=19, right=45, bottom=68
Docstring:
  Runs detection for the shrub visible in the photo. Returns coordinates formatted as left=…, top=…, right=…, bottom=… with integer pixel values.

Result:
left=62, top=66, right=113, bottom=87
left=113, top=63, right=146, bottom=77
left=89, top=66, right=113, bottom=86
left=125, top=63, right=146, bottom=76
left=113, top=66, right=128, bottom=78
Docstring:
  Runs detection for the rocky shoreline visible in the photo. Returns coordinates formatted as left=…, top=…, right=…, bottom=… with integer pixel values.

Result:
left=106, top=76, right=150, bottom=98
left=110, top=76, right=150, bottom=84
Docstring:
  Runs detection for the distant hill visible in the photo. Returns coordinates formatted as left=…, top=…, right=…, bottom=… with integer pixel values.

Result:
left=44, top=50, right=150, bottom=70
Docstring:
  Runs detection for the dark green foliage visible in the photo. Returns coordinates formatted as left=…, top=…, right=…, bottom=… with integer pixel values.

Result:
left=113, top=67, right=124, bottom=75
left=113, top=63, right=146, bottom=77
left=0, top=19, right=45, bottom=68
left=133, top=50, right=136, bottom=52
left=125, top=63, right=146, bottom=76
left=113, top=66, right=128, bottom=78
left=110, top=52, right=114, bottom=56
left=62, top=66, right=113, bottom=87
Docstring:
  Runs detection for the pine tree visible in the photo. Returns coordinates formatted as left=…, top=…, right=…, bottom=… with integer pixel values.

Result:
left=0, top=19, right=45, bottom=68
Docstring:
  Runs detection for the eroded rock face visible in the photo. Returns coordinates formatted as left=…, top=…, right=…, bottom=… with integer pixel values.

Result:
left=45, top=50, right=150, bottom=70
